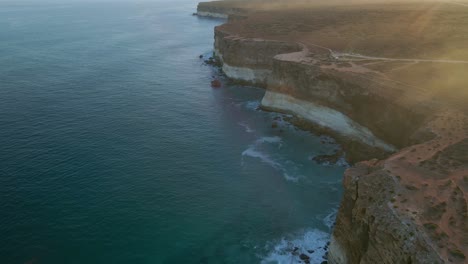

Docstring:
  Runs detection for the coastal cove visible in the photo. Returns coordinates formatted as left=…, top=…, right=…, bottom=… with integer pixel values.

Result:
left=0, top=1, right=350, bottom=263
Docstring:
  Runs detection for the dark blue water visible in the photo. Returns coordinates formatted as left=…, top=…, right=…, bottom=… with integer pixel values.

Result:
left=0, top=1, right=345, bottom=263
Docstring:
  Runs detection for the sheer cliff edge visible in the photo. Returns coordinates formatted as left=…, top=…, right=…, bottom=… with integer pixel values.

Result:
left=197, top=1, right=468, bottom=263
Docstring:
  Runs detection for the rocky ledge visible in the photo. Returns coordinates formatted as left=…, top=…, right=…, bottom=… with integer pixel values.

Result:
left=198, top=1, right=468, bottom=263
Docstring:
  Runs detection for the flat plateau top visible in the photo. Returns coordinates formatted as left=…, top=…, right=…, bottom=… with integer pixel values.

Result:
left=211, top=0, right=468, bottom=110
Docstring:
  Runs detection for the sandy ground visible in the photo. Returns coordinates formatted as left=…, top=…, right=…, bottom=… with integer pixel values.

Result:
left=384, top=110, right=467, bottom=261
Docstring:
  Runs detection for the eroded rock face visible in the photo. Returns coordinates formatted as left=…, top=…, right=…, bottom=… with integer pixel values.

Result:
left=268, top=52, right=429, bottom=149
left=214, top=28, right=302, bottom=86
left=330, top=112, right=467, bottom=264
left=199, top=2, right=468, bottom=263
left=213, top=25, right=424, bottom=152
left=329, top=160, right=442, bottom=264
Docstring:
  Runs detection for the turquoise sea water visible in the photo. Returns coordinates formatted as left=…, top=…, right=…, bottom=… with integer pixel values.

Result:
left=0, top=1, right=345, bottom=263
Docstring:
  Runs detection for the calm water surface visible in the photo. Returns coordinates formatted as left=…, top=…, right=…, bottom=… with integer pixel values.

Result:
left=0, top=1, right=345, bottom=263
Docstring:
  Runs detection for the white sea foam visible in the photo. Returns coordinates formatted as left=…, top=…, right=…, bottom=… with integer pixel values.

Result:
left=241, top=135, right=307, bottom=182
left=256, top=136, right=282, bottom=144
left=335, top=156, right=350, bottom=168
left=242, top=137, right=300, bottom=182
left=283, top=173, right=300, bottom=183
left=323, top=209, right=338, bottom=230
left=261, top=229, right=330, bottom=264
left=242, top=147, right=281, bottom=170
left=238, top=122, right=255, bottom=133
left=245, top=101, right=260, bottom=110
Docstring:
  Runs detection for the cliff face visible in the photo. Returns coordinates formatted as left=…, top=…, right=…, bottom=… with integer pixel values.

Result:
left=213, top=26, right=424, bottom=154
left=329, top=112, right=467, bottom=264
left=214, top=28, right=302, bottom=86
left=328, top=160, right=442, bottom=264
left=200, top=1, right=468, bottom=263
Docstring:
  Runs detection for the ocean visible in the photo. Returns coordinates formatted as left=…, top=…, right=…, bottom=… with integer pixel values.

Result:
left=0, top=1, right=345, bottom=263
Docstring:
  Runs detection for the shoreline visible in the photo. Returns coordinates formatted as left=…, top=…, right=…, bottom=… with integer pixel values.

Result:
left=196, top=1, right=468, bottom=263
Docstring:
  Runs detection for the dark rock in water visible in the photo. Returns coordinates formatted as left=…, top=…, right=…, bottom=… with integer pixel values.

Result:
left=312, top=150, right=344, bottom=165
left=272, top=122, right=278, bottom=128
left=307, top=250, right=315, bottom=254
left=199, top=54, right=203, bottom=59
left=204, top=57, right=222, bottom=67
left=321, top=261, right=328, bottom=264
left=293, top=247, right=299, bottom=252
left=299, top=254, right=310, bottom=261
left=211, top=79, right=222, bottom=88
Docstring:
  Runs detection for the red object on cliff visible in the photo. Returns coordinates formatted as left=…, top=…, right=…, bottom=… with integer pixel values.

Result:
left=211, top=79, right=222, bottom=88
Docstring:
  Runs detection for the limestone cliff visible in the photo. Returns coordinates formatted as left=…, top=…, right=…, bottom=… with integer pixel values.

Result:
left=214, top=28, right=302, bottom=86
left=329, top=112, right=467, bottom=264
left=213, top=26, right=415, bottom=161
left=199, top=1, right=468, bottom=263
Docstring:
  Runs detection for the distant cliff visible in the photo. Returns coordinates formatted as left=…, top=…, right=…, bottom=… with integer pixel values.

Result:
left=196, top=2, right=245, bottom=18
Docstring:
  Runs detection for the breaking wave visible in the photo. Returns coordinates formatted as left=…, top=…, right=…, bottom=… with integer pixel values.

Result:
left=261, top=229, right=330, bottom=264
left=238, top=122, right=256, bottom=133
left=242, top=136, right=301, bottom=182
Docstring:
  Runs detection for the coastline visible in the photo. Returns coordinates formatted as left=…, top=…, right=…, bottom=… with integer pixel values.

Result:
left=196, top=1, right=468, bottom=263
left=194, top=11, right=228, bottom=18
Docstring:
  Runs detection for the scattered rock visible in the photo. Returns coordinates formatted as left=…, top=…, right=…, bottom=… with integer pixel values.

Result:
left=299, top=254, right=310, bottom=261
left=211, top=79, right=222, bottom=88
left=199, top=54, right=203, bottom=59
left=204, top=57, right=222, bottom=67
left=307, top=250, right=315, bottom=254
left=312, top=150, right=344, bottom=165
